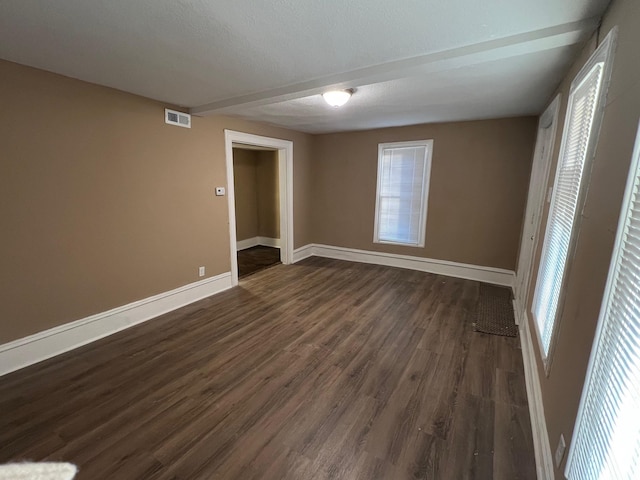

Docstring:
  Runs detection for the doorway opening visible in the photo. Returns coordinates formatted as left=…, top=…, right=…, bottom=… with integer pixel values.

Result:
left=224, top=130, right=293, bottom=286
left=232, top=145, right=281, bottom=277
left=237, top=245, right=281, bottom=278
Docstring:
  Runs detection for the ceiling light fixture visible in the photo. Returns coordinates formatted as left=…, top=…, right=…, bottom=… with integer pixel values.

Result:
left=322, top=89, right=353, bottom=107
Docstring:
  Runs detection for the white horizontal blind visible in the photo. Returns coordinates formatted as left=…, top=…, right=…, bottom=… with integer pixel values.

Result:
left=566, top=123, right=640, bottom=480
left=374, top=141, right=432, bottom=247
left=532, top=61, right=604, bottom=357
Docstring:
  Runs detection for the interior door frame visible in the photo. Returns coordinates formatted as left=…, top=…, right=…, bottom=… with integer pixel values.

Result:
left=514, top=94, right=562, bottom=313
left=224, top=130, right=294, bottom=286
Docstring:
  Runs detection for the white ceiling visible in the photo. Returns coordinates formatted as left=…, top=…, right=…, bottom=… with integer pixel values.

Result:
left=0, top=0, right=610, bottom=133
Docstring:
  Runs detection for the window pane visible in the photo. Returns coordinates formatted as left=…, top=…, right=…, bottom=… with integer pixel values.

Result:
left=532, top=61, right=604, bottom=358
left=566, top=123, right=640, bottom=480
left=374, top=142, right=431, bottom=247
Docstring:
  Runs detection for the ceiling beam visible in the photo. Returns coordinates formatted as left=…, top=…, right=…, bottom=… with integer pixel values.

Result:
left=190, top=18, right=599, bottom=116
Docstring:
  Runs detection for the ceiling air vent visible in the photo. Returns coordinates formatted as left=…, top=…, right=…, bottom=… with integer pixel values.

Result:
left=165, top=108, right=191, bottom=128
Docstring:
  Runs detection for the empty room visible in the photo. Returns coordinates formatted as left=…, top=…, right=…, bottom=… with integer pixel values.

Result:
left=1, top=0, right=639, bottom=479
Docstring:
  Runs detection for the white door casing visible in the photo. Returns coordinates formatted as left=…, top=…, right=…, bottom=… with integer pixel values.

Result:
left=515, top=94, right=561, bottom=310
left=224, top=130, right=294, bottom=286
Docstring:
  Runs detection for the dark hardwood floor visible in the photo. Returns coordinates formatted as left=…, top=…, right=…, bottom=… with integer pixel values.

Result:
left=0, top=257, right=536, bottom=479
left=237, top=245, right=281, bottom=278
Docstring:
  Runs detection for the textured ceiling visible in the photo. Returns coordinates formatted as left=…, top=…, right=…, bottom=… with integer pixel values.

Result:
left=0, top=0, right=611, bottom=133
left=219, top=46, right=580, bottom=133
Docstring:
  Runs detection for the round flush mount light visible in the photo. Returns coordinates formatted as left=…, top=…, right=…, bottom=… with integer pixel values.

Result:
left=322, top=89, right=354, bottom=107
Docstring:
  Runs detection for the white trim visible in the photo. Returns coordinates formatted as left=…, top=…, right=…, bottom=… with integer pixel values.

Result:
left=565, top=119, right=640, bottom=478
left=0, top=272, right=233, bottom=377
left=514, top=93, right=561, bottom=310
left=292, top=244, right=315, bottom=263
left=225, top=130, right=294, bottom=287
left=237, top=237, right=259, bottom=250
left=236, top=236, right=281, bottom=250
left=291, top=243, right=514, bottom=287
left=519, top=311, right=555, bottom=479
left=373, top=139, right=433, bottom=248
left=512, top=296, right=522, bottom=327
left=531, top=28, right=617, bottom=374
left=257, top=236, right=281, bottom=249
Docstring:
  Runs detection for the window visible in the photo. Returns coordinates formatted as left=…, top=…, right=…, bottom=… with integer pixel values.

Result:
left=565, top=120, right=640, bottom=480
left=531, top=29, right=617, bottom=368
left=373, top=140, right=433, bottom=247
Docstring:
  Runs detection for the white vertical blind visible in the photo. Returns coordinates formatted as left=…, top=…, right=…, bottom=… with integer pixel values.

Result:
left=374, top=141, right=432, bottom=247
left=566, top=122, right=640, bottom=480
left=532, top=61, right=605, bottom=358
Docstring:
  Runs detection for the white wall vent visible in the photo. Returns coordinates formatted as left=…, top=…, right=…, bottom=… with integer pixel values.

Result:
left=165, top=108, right=191, bottom=128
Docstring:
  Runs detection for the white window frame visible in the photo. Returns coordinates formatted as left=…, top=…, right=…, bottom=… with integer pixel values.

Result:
left=531, top=28, right=617, bottom=374
left=373, top=140, right=433, bottom=248
left=565, top=119, right=640, bottom=480
left=515, top=94, right=561, bottom=309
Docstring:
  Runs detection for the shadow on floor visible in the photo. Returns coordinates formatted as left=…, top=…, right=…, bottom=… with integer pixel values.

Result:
left=238, top=245, right=281, bottom=278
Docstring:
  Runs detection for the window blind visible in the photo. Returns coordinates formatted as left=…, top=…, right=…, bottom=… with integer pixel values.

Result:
left=532, top=61, right=605, bottom=358
left=565, top=123, right=640, bottom=480
left=374, top=141, right=432, bottom=247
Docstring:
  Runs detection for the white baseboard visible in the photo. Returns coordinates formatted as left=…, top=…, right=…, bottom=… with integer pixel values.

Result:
left=292, top=243, right=515, bottom=287
left=512, top=279, right=531, bottom=326
left=237, top=237, right=259, bottom=250
left=519, top=311, right=554, bottom=479
left=237, top=236, right=281, bottom=250
left=257, top=236, right=281, bottom=248
left=512, top=296, right=521, bottom=326
left=292, top=244, right=315, bottom=263
left=0, top=272, right=233, bottom=377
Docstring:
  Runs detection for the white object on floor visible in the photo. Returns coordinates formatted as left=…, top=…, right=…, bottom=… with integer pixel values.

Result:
left=0, top=463, right=77, bottom=480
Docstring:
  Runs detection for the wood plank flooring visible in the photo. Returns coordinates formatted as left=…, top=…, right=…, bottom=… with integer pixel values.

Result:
left=237, top=245, right=281, bottom=278
left=0, top=257, right=536, bottom=479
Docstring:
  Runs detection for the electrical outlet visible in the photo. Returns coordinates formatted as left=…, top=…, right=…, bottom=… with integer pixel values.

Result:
left=555, top=434, right=566, bottom=467
left=199, top=266, right=205, bottom=277
left=215, top=187, right=225, bottom=196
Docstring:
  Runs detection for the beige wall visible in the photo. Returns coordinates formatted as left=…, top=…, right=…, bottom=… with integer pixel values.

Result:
left=522, top=0, right=640, bottom=477
left=232, top=148, right=259, bottom=241
left=311, top=118, right=537, bottom=270
left=232, top=148, right=279, bottom=241
left=256, top=150, right=280, bottom=239
left=0, top=59, right=313, bottom=343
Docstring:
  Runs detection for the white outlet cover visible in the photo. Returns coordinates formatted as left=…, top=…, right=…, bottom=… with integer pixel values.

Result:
left=199, top=266, right=205, bottom=277
left=215, top=187, right=225, bottom=196
left=555, top=434, right=566, bottom=467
